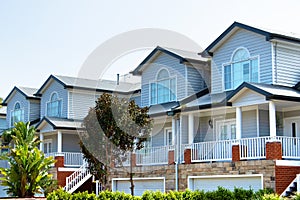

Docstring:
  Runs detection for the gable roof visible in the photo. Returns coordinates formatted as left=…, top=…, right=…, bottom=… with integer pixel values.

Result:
left=2, top=86, right=39, bottom=106
left=131, top=46, right=208, bottom=75
left=36, top=117, right=84, bottom=131
left=35, top=74, right=141, bottom=96
left=227, top=82, right=300, bottom=102
left=203, top=21, right=300, bottom=56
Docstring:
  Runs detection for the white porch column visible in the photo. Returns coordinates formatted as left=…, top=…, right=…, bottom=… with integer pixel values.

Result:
left=236, top=107, right=242, bottom=140
left=188, top=113, right=194, bottom=144
left=39, top=132, right=44, bottom=151
left=172, top=118, right=176, bottom=146
left=57, top=131, right=62, bottom=153
left=269, top=101, right=277, bottom=137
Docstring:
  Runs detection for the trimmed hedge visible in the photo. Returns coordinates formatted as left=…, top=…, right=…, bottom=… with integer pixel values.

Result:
left=47, top=187, right=299, bottom=200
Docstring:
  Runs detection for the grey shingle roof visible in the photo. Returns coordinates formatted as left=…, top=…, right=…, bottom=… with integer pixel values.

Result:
left=18, top=87, right=39, bottom=98
left=55, top=75, right=140, bottom=93
left=36, top=117, right=83, bottom=130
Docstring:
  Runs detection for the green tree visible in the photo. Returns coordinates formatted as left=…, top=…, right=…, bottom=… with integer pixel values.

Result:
left=81, top=93, right=152, bottom=196
left=0, top=122, right=55, bottom=197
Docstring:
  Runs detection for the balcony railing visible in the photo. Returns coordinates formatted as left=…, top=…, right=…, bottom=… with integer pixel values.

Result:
left=45, top=152, right=83, bottom=167
left=136, top=145, right=174, bottom=166
left=190, top=140, right=234, bottom=162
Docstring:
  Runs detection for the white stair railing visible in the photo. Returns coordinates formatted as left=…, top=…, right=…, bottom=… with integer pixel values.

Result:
left=64, top=162, right=92, bottom=193
left=280, top=174, right=299, bottom=197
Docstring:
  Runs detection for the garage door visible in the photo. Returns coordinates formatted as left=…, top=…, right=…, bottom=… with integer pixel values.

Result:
left=189, top=175, right=263, bottom=192
left=113, top=178, right=165, bottom=196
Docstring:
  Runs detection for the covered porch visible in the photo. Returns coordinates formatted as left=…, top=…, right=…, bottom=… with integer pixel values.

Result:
left=36, top=117, right=84, bottom=167
left=133, top=82, right=300, bottom=165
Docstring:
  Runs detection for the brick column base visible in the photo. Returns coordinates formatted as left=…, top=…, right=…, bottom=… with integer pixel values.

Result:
left=131, top=153, right=136, bottom=167
left=184, top=149, right=192, bottom=164
left=168, top=150, right=175, bottom=165
left=232, top=144, right=240, bottom=162
left=266, top=141, right=282, bottom=160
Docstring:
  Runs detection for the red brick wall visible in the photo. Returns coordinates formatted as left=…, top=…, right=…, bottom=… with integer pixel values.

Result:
left=275, top=165, right=300, bottom=194
left=57, top=171, right=73, bottom=187
left=232, top=144, right=240, bottom=162
left=184, top=149, right=191, bottom=164
left=266, top=142, right=282, bottom=160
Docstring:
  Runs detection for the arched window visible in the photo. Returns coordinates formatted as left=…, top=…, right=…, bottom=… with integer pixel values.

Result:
left=224, top=48, right=259, bottom=90
left=150, top=69, right=176, bottom=105
left=47, top=92, right=62, bottom=117
left=11, top=102, right=24, bottom=126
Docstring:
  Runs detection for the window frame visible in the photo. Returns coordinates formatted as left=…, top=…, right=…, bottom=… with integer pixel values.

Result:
left=222, top=47, right=260, bottom=91
left=10, top=102, right=24, bottom=126
left=46, top=92, right=63, bottom=118
left=149, top=68, right=177, bottom=105
left=43, top=139, right=53, bottom=154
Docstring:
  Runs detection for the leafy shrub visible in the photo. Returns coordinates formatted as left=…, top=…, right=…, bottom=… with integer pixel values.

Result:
left=47, top=187, right=285, bottom=200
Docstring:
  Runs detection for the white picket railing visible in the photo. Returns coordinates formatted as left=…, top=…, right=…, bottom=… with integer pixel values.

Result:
left=45, top=152, right=83, bottom=167
left=136, top=145, right=174, bottom=165
left=280, top=136, right=300, bottom=159
left=64, top=161, right=92, bottom=193
left=239, top=137, right=268, bottom=160
left=191, top=140, right=233, bottom=162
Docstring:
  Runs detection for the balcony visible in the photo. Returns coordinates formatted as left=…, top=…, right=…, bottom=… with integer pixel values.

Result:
left=45, top=152, right=83, bottom=167
left=123, top=136, right=300, bottom=166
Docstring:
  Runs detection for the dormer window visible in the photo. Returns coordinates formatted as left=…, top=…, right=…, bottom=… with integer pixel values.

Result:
left=224, top=48, right=259, bottom=90
left=150, top=69, right=176, bottom=105
left=47, top=92, right=62, bottom=117
left=11, top=102, right=24, bottom=126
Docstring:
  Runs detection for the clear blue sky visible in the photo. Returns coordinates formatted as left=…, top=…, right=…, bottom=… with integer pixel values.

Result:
left=1, top=0, right=300, bottom=98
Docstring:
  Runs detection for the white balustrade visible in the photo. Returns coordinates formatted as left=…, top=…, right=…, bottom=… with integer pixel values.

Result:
left=64, top=161, right=91, bottom=193
left=136, top=145, right=171, bottom=165
left=44, top=152, right=83, bottom=167
left=239, top=137, right=268, bottom=160
left=280, top=136, right=300, bottom=159
left=191, top=140, right=233, bottom=162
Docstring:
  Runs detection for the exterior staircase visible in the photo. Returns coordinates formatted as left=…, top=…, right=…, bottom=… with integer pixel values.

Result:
left=64, top=162, right=92, bottom=193
left=281, top=174, right=300, bottom=197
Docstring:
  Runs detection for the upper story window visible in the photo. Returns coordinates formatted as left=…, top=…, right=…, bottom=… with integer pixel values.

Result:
left=150, top=69, right=176, bottom=105
left=11, top=102, right=24, bottom=126
left=224, top=48, right=259, bottom=91
left=47, top=92, right=62, bottom=117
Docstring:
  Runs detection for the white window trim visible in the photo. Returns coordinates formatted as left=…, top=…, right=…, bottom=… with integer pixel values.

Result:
left=46, top=91, right=63, bottom=117
left=164, top=127, right=173, bottom=146
left=215, top=118, right=236, bottom=141
left=10, top=101, right=24, bottom=127
left=222, top=47, right=260, bottom=91
left=149, top=68, right=177, bottom=105
left=42, top=139, right=53, bottom=153
left=284, top=116, right=300, bottom=137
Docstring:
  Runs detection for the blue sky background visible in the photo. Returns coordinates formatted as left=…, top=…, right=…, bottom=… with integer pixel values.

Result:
left=1, top=0, right=300, bottom=98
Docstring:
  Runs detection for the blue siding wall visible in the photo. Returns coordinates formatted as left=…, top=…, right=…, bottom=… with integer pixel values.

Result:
left=275, top=44, right=300, bottom=87
left=29, top=100, right=40, bottom=121
left=6, top=92, right=29, bottom=127
left=0, top=117, right=7, bottom=131
left=259, top=110, right=269, bottom=137
left=141, top=53, right=186, bottom=107
left=187, top=66, right=206, bottom=96
left=242, top=110, right=257, bottom=138
left=68, top=91, right=98, bottom=120
left=130, top=94, right=141, bottom=107
left=211, top=29, right=272, bottom=94
left=63, top=134, right=81, bottom=152
left=40, top=80, right=68, bottom=118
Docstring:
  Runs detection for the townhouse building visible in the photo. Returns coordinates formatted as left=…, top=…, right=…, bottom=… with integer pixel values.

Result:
left=1, top=22, right=300, bottom=197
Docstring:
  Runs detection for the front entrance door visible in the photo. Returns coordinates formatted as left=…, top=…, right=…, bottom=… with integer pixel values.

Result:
left=217, top=120, right=236, bottom=140
left=284, top=118, right=300, bottom=138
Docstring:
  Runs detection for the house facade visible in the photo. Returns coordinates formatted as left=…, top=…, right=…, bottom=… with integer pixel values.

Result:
left=1, top=22, right=300, bottom=196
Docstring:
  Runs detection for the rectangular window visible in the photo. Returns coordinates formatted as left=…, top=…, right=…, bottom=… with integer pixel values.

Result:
left=10, top=109, right=24, bottom=126
left=150, top=77, right=176, bottom=105
left=47, top=100, right=62, bottom=117
left=150, top=83, right=157, bottom=105
left=292, top=122, right=296, bottom=138
left=224, top=57, right=259, bottom=91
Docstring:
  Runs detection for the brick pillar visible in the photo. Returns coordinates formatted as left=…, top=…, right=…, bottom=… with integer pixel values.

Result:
left=232, top=144, right=240, bottom=162
left=55, top=155, right=65, bottom=187
left=131, top=153, right=136, bottom=167
left=184, top=149, right=192, bottom=164
left=168, top=150, right=175, bottom=165
left=55, top=155, right=64, bottom=168
left=266, top=141, right=282, bottom=160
